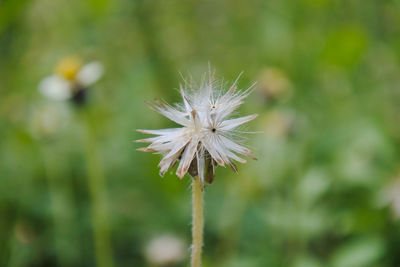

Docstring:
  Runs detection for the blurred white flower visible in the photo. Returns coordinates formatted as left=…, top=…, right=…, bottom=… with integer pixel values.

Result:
left=76, top=61, right=104, bottom=87
left=145, top=235, right=186, bottom=266
left=38, top=56, right=104, bottom=102
left=39, top=75, right=72, bottom=101
left=137, top=72, right=257, bottom=184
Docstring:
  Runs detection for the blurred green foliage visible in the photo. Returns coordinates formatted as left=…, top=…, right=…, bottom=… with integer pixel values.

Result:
left=1, top=0, right=400, bottom=266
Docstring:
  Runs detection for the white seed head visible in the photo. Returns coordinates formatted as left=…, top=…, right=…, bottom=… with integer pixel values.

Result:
left=137, top=71, right=257, bottom=183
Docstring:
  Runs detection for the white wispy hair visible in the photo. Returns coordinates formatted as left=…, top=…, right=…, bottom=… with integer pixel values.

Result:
left=137, top=72, right=257, bottom=184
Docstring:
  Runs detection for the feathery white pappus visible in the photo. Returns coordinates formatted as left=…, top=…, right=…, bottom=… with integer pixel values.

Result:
left=136, top=72, right=257, bottom=184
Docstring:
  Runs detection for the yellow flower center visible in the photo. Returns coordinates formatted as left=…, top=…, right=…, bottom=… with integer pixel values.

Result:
left=55, top=56, right=82, bottom=81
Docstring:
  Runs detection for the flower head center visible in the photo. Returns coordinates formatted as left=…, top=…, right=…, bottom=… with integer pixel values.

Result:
left=55, top=56, right=82, bottom=81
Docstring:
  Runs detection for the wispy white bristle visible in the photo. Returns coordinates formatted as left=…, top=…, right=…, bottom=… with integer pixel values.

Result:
left=137, top=72, right=257, bottom=182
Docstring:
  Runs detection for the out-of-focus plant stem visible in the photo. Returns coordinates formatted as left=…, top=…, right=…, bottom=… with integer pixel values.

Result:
left=42, top=144, right=77, bottom=266
left=82, top=114, right=114, bottom=267
left=191, top=176, right=204, bottom=267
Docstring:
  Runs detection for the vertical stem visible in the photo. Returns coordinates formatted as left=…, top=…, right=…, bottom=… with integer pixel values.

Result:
left=191, top=177, right=204, bottom=267
left=42, top=145, right=77, bottom=266
left=83, top=122, right=114, bottom=267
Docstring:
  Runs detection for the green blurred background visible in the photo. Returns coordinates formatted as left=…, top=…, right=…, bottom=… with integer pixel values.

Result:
left=2, top=0, right=400, bottom=266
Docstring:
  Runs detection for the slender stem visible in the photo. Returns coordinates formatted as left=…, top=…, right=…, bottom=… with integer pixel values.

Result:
left=82, top=117, right=114, bottom=267
left=42, top=144, right=76, bottom=266
left=191, top=177, right=204, bottom=267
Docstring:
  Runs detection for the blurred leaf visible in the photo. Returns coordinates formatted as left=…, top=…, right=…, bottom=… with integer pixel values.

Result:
left=331, top=236, right=385, bottom=267
left=298, top=168, right=330, bottom=204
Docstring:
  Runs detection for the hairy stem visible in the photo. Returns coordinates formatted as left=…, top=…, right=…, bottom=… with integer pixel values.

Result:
left=191, top=177, right=204, bottom=267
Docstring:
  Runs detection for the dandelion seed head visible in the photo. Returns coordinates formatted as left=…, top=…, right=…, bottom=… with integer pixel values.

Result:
left=137, top=71, right=257, bottom=184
